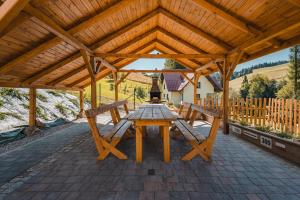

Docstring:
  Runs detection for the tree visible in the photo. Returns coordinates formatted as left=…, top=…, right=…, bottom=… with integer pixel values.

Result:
left=240, top=76, right=250, bottom=98
left=248, top=74, right=277, bottom=98
left=277, top=82, right=294, bottom=98
left=136, top=86, right=146, bottom=99
left=288, top=45, right=300, bottom=98
left=164, top=59, right=185, bottom=69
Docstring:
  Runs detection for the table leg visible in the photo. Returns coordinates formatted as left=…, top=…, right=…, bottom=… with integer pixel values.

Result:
left=136, top=126, right=142, bottom=163
left=163, top=125, right=170, bottom=163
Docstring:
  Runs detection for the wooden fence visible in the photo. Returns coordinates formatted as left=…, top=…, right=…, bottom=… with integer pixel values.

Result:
left=196, top=97, right=300, bottom=137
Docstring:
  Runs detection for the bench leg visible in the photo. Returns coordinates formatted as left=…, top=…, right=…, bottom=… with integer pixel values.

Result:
left=181, top=142, right=210, bottom=161
left=163, top=126, right=170, bottom=163
left=136, top=126, right=143, bottom=163
left=97, top=139, right=128, bottom=160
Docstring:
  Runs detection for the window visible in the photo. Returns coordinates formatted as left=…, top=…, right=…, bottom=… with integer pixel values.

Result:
left=197, top=81, right=201, bottom=89
left=196, top=94, right=201, bottom=100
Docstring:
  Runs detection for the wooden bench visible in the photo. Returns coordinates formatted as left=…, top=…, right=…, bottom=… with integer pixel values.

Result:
left=85, top=100, right=132, bottom=160
left=174, top=104, right=222, bottom=161
left=177, top=101, right=192, bottom=120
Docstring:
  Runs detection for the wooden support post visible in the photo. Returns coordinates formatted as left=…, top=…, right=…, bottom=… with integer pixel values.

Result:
left=113, top=72, right=118, bottom=101
left=193, top=73, right=200, bottom=104
left=222, top=76, right=229, bottom=134
left=91, top=78, right=97, bottom=109
left=78, top=90, right=84, bottom=117
left=29, top=88, right=36, bottom=127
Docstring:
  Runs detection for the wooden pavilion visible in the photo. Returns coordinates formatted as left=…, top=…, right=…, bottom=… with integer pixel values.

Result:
left=0, top=0, right=300, bottom=134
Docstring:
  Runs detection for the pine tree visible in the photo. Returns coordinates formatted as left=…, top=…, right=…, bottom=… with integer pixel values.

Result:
left=288, top=45, right=300, bottom=98
left=240, top=76, right=250, bottom=98
left=164, top=59, right=185, bottom=69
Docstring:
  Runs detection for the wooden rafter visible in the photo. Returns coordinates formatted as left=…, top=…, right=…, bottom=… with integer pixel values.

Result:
left=0, top=12, right=30, bottom=38
left=180, top=73, right=194, bottom=86
left=0, top=0, right=29, bottom=34
left=155, top=39, right=200, bottom=69
left=24, top=4, right=93, bottom=54
left=116, top=72, right=131, bottom=85
left=226, top=51, right=244, bottom=80
left=22, top=8, right=159, bottom=85
left=231, top=17, right=300, bottom=54
left=0, top=0, right=132, bottom=75
left=191, top=0, right=261, bottom=35
left=48, top=66, right=86, bottom=86
left=95, top=53, right=223, bottom=59
left=159, top=7, right=231, bottom=51
left=157, top=27, right=208, bottom=55
left=118, top=69, right=193, bottom=73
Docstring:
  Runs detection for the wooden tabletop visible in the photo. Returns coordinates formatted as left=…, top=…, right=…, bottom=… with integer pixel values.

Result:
left=128, top=104, right=177, bottom=121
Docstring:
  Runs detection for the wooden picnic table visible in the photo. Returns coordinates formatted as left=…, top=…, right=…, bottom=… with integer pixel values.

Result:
left=127, top=104, right=177, bottom=163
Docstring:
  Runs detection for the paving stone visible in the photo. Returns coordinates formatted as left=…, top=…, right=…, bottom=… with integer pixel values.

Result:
left=0, top=120, right=300, bottom=200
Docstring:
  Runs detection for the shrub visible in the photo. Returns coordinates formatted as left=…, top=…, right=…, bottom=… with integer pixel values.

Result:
left=0, top=112, right=5, bottom=120
left=21, top=103, right=29, bottom=109
left=37, top=106, right=48, bottom=120
left=0, top=88, right=23, bottom=100
left=255, top=126, right=271, bottom=132
left=0, top=99, right=3, bottom=107
left=5, top=112, right=23, bottom=121
left=55, top=103, right=68, bottom=117
left=239, top=121, right=249, bottom=126
left=274, top=131, right=293, bottom=139
left=47, top=90, right=62, bottom=97
left=69, top=98, right=79, bottom=107
left=37, top=93, right=48, bottom=102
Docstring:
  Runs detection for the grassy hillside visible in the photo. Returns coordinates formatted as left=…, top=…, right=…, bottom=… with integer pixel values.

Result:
left=230, top=63, right=289, bottom=92
left=84, top=78, right=151, bottom=108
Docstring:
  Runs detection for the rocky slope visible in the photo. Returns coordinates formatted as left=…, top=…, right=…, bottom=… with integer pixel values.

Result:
left=0, top=88, right=83, bottom=131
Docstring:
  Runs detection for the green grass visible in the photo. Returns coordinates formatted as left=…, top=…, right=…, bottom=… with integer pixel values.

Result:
left=84, top=78, right=151, bottom=104
left=55, top=103, right=68, bottom=117
left=47, top=90, right=63, bottom=97
left=37, top=93, right=48, bottom=102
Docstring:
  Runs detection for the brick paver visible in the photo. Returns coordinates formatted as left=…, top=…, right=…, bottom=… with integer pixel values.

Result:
left=0, top=120, right=300, bottom=200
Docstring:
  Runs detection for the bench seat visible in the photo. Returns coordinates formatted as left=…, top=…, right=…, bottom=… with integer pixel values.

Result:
left=174, top=120, right=205, bottom=143
left=101, top=119, right=132, bottom=141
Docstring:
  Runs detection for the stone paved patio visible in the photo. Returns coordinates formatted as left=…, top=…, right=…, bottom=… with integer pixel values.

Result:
left=0, top=119, right=300, bottom=200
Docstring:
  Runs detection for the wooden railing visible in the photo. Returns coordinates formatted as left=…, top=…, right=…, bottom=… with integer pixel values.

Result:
left=195, top=97, right=300, bottom=137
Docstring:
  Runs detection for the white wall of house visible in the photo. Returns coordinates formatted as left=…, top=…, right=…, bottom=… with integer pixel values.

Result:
left=161, top=76, right=216, bottom=105
left=182, top=76, right=215, bottom=104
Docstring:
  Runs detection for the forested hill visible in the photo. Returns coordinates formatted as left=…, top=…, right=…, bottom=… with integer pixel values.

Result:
left=230, top=60, right=288, bottom=80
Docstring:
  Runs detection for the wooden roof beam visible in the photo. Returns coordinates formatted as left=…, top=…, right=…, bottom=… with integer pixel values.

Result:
left=0, top=81, right=83, bottom=91
left=118, top=69, right=193, bottom=73
left=157, top=27, right=209, bottom=56
left=159, top=7, right=231, bottom=51
left=0, top=12, right=31, bottom=38
left=49, top=31, right=157, bottom=86
left=24, top=4, right=93, bottom=54
left=95, top=53, right=224, bottom=59
left=288, top=0, right=300, bottom=7
left=191, top=0, right=261, bottom=36
left=0, top=0, right=133, bottom=75
left=0, top=0, right=29, bottom=34
left=195, top=58, right=224, bottom=72
left=48, top=65, right=86, bottom=86
left=22, top=8, right=159, bottom=85
left=231, top=15, right=300, bottom=54
left=155, top=39, right=201, bottom=69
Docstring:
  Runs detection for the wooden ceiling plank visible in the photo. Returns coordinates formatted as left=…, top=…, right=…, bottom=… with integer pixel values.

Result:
left=157, top=27, right=208, bottom=55
left=0, top=12, right=31, bottom=38
left=118, top=69, right=193, bottom=73
left=95, top=53, right=223, bottom=59
left=0, top=0, right=29, bottom=34
left=22, top=9, right=159, bottom=85
left=288, top=0, right=300, bottom=7
left=191, top=0, right=260, bottom=35
left=160, top=7, right=231, bottom=51
left=0, top=0, right=132, bottom=75
left=24, top=4, right=93, bottom=54
left=232, top=17, right=300, bottom=54
left=48, top=65, right=86, bottom=86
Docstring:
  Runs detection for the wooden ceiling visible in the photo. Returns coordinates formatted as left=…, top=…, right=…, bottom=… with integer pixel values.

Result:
left=0, top=0, right=299, bottom=91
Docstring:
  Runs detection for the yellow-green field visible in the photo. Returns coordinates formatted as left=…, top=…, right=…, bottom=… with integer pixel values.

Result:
left=230, top=63, right=289, bottom=92
left=84, top=78, right=151, bottom=106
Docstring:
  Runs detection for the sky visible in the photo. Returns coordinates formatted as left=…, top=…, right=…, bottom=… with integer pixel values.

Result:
left=124, top=49, right=290, bottom=72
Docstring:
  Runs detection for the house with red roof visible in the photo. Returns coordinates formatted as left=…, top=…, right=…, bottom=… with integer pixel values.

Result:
left=160, top=73, right=222, bottom=106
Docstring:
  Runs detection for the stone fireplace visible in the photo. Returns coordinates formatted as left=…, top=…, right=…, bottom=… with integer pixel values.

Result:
left=149, top=77, right=161, bottom=103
